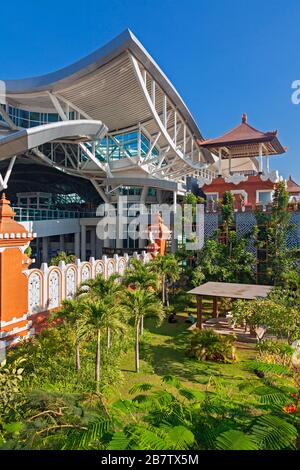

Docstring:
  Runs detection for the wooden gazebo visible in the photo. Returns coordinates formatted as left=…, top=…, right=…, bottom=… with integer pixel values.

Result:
left=197, top=114, right=287, bottom=176
left=188, top=282, right=273, bottom=329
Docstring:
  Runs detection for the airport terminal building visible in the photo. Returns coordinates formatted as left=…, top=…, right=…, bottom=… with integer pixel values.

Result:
left=0, top=30, right=269, bottom=264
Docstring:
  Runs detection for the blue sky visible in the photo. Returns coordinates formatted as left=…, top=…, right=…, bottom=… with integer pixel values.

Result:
left=0, top=0, right=299, bottom=180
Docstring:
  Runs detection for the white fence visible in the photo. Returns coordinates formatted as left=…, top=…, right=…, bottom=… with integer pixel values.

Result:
left=25, top=252, right=150, bottom=315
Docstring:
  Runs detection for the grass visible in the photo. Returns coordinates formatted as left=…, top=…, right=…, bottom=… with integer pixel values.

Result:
left=109, top=291, right=259, bottom=403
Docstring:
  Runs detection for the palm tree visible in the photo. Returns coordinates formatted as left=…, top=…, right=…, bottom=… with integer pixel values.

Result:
left=150, top=254, right=180, bottom=306
left=123, top=258, right=159, bottom=335
left=50, top=251, right=76, bottom=266
left=79, top=274, right=123, bottom=349
left=121, top=288, right=164, bottom=373
left=123, top=258, right=159, bottom=291
left=83, top=296, right=126, bottom=391
left=55, top=298, right=87, bottom=372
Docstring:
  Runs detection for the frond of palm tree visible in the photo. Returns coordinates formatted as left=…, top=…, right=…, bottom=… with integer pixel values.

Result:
left=125, top=423, right=194, bottom=450
left=64, top=417, right=112, bottom=450
left=83, top=298, right=111, bottom=391
left=129, top=383, right=154, bottom=394
left=106, top=431, right=130, bottom=450
left=76, top=273, right=122, bottom=300
left=123, top=258, right=159, bottom=291
left=251, top=415, right=298, bottom=450
left=83, top=293, right=128, bottom=389
left=216, top=430, right=259, bottom=450
left=162, top=374, right=182, bottom=389
left=123, top=259, right=159, bottom=335
left=121, top=288, right=164, bottom=372
left=150, top=254, right=180, bottom=305
left=54, top=298, right=88, bottom=371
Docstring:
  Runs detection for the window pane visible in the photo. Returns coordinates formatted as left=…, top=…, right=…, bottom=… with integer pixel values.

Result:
left=258, top=192, right=272, bottom=204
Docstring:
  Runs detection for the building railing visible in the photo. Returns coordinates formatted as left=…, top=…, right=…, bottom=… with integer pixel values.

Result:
left=12, top=207, right=97, bottom=221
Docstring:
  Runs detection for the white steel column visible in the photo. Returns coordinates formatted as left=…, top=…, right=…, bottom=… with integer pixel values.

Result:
left=259, top=143, right=263, bottom=173
left=151, top=80, right=156, bottom=107
left=174, top=111, right=177, bottom=146
left=183, top=125, right=186, bottom=155
left=265, top=151, right=269, bottom=173
left=163, top=95, right=167, bottom=127
left=81, top=225, right=86, bottom=261
left=137, top=124, right=141, bottom=162
left=218, top=149, right=222, bottom=176
left=171, top=190, right=178, bottom=253
left=173, top=190, right=177, bottom=213
left=116, top=206, right=123, bottom=249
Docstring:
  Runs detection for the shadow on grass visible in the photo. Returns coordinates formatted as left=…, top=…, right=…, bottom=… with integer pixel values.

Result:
left=140, top=319, right=251, bottom=386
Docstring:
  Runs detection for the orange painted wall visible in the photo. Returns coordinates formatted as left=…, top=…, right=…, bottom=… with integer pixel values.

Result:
left=202, top=176, right=275, bottom=207
left=0, top=248, right=28, bottom=324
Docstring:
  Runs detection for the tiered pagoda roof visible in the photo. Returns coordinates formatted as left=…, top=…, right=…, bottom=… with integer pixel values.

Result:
left=198, top=114, right=287, bottom=159
left=287, top=176, right=300, bottom=194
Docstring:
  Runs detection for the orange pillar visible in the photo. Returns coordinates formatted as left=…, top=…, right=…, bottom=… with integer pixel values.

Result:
left=0, top=194, right=34, bottom=346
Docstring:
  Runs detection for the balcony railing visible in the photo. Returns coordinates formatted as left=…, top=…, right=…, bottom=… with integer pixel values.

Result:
left=12, top=207, right=97, bottom=221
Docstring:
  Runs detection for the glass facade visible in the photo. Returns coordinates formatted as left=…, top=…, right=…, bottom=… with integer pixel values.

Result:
left=0, top=104, right=72, bottom=128
left=1, top=104, right=160, bottom=166
left=92, top=130, right=159, bottom=162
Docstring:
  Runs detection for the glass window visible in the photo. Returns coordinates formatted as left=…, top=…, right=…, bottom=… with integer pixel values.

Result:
left=257, top=191, right=272, bottom=204
left=148, top=188, right=157, bottom=197
left=47, top=113, right=59, bottom=122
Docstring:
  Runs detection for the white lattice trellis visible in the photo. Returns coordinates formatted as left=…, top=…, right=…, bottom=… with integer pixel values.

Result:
left=81, top=264, right=91, bottom=282
left=95, top=261, right=105, bottom=277
left=48, top=270, right=60, bottom=309
left=118, top=258, right=126, bottom=275
left=107, top=260, right=115, bottom=277
left=65, top=267, right=76, bottom=299
left=28, top=272, right=43, bottom=314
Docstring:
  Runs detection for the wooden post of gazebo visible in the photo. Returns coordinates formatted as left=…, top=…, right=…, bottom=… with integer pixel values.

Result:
left=213, top=297, right=218, bottom=318
left=189, top=282, right=274, bottom=332
left=196, top=295, right=203, bottom=329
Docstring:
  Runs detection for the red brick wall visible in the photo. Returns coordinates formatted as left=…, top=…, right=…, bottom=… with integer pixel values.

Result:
left=202, top=175, right=275, bottom=208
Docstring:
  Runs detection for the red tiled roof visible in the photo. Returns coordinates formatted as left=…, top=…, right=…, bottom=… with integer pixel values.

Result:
left=287, top=176, right=300, bottom=193
left=198, top=114, right=287, bottom=158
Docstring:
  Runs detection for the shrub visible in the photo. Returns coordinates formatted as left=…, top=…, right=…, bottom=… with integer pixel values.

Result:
left=186, top=329, right=236, bottom=363
left=256, top=340, right=294, bottom=367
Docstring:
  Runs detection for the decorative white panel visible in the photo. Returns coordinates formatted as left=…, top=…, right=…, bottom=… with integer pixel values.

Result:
left=27, top=255, right=137, bottom=314
left=65, top=267, right=76, bottom=299
left=107, top=260, right=115, bottom=277
left=225, top=173, right=248, bottom=185
left=28, top=272, right=42, bottom=314
left=260, top=170, right=280, bottom=183
left=95, top=261, right=105, bottom=276
left=48, top=270, right=60, bottom=309
left=118, top=258, right=126, bottom=275
left=81, top=264, right=91, bottom=282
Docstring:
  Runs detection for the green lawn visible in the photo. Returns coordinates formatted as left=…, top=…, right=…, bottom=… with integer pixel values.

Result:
left=109, top=292, right=258, bottom=403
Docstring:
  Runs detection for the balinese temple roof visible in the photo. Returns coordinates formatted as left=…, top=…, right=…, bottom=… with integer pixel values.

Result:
left=287, top=176, right=300, bottom=193
left=197, top=114, right=287, bottom=159
left=0, top=193, right=34, bottom=247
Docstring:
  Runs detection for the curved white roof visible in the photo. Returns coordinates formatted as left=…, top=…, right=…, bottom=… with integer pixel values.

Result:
left=4, top=29, right=202, bottom=140
left=0, top=30, right=215, bottom=198
left=0, top=120, right=107, bottom=161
